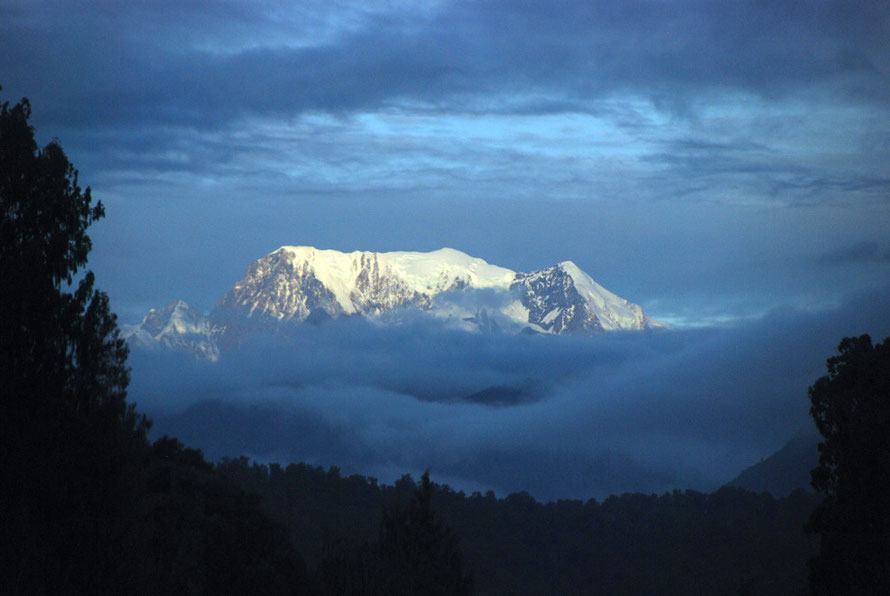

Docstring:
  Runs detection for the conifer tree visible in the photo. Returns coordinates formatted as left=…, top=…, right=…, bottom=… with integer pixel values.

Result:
left=1, top=88, right=148, bottom=593
left=807, top=334, right=890, bottom=594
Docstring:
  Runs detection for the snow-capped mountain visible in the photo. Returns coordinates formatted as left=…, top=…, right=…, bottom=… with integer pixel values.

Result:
left=125, top=246, right=665, bottom=359
left=121, top=300, right=221, bottom=361
left=215, top=247, right=514, bottom=323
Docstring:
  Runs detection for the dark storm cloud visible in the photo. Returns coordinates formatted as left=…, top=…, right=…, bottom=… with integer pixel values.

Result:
left=2, top=0, right=887, bottom=133
left=131, top=286, right=890, bottom=501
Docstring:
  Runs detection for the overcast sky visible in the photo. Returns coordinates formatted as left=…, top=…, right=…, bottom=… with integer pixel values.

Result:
left=3, top=0, right=888, bottom=326
left=3, top=1, right=890, bottom=498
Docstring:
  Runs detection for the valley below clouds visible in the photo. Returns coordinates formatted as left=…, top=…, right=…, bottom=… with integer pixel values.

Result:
left=131, top=285, right=890, bottom=501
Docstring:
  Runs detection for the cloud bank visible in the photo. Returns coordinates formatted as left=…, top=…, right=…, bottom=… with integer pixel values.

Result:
left=131, top=286, right=890, bottom=501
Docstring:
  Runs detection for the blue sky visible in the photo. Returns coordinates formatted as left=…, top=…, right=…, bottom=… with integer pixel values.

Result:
left=3, top=1, right=890, bottom=497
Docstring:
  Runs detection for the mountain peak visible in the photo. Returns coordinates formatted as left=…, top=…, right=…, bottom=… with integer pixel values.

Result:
left=127, top=246, right=665, bottom=359
left=122, top=300, right=220, bottom=360
left=218, top=246, right=663, bottom=334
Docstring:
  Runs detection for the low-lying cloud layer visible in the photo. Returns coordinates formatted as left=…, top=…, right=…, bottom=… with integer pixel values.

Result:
left=131, top=286, right=890, bottom=501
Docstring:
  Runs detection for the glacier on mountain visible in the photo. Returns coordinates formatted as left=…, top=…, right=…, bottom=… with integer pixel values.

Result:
left=124, top=246, right=665, bottom=359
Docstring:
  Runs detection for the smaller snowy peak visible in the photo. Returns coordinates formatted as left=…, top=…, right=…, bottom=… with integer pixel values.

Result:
left=123, top=300, right=220, bottom=360
left=141, top=300, right=202, bottom=335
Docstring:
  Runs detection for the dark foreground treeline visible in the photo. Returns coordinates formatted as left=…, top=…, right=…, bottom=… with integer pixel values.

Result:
left=6, top=418, right=817, bottom=595
left=215, top=456, right=817, bottom=596
left=5, top=431, right=311, bottom=594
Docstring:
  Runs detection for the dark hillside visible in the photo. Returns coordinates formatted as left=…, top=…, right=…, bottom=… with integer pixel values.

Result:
left=218, top=458, right=818, bottom=595
left=729, top=428, right=819, bottom=497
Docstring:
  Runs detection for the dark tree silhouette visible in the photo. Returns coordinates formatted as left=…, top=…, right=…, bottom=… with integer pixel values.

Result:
left=1, top=89, right=150, bottom=593
left=1, top=90, right=313, bottom=595
left=376, top=471, right=473, bottom=595
left=807, top=334, right=890, bottom=594
left=135, top=436, right=312, bottom=595
left=316, top=471, right=473, bottom=595
left=0, top=91, right=134, bottom=418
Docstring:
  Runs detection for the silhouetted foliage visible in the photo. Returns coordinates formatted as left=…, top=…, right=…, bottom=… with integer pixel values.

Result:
left=218, top=458, right=818, bottom=595
left=374, top=471, right=472, bottom=595
left=1, top=88, right=149, bottom=594
left=314, top=471, right=472, bottom=595
left=807, top=334, right=890, bottom=594
left=126, top=437, right=312, bottom=595
left=0, top=90, right=310, bottom=595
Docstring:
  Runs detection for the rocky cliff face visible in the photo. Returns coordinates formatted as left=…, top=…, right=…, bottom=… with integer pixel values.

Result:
left=512, top=261, right=655, bottom=334
left=512, top=265, right=603, bottom=335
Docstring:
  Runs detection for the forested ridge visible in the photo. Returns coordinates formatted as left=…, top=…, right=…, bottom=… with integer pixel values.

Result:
left=4, top=89, right=888, bottom=595
left=217, top=457, right=817, bottom=595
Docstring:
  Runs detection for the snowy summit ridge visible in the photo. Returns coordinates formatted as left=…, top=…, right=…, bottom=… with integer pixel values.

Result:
left=217, top=246, right=515, bottom=321
left=124, top=246, right=665, bottom=359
